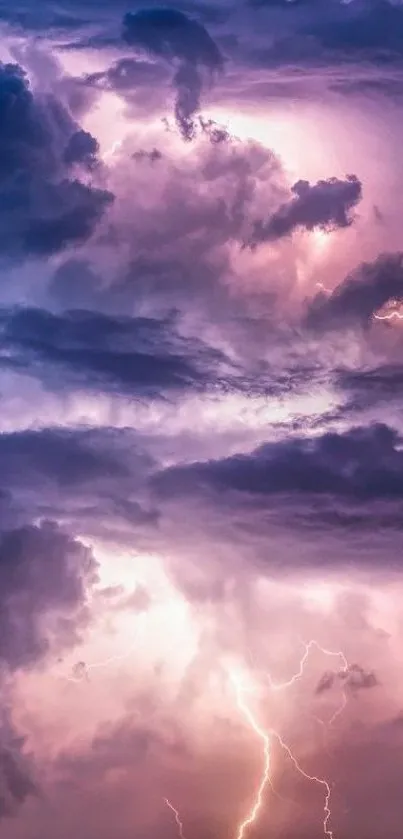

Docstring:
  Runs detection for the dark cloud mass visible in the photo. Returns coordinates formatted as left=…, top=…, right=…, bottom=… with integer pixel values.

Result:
left=153, top=422, right=403, bottom=506
left=0, top=2, right=403, bottom=839
left=123, top=7, right=223, bottom=138
left=0, top=713, right=37, bottom=820
left=249, top=175, right=362, bottom=245
left=0, top=306, right=234, bottom=396
left=307, top=252, right=403, bottom=329
left=0, top=521, right=97, bottom=670
left=0, top=62, right=112, bottom=260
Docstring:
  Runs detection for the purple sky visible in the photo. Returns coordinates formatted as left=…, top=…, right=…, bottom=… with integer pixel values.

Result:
left=1, top=2, right=403, bottom=838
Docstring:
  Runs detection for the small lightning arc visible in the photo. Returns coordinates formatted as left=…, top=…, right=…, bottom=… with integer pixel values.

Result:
left=164, top=797, right=187, bottom=839
left=374, top=310, right=403, bottom=320
left=250, top=639, right=349, bottom=728
left=55, top=614, right=146, bottom=684
left=266, top=639, right=348, bottom=694
left=271, top=730, right=334, bottom=839
left=232, top=671, right=336, bottom=839
left=373, top=298, right=403, bottom=321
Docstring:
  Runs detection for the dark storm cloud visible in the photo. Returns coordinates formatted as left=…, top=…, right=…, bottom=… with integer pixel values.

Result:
left=0, top=712, right=37, bottom=820
left=54, top=135, right=287, bottom=323
left=0, top=62, right=113, bottom=261
left=63, top=129, right=100, bottom=169
left=248, top=175, right=362, bottom=246
left=123, top=7, right=223, bottom=139
left=242, top=0, right=403, bottom=75
left=316, top=663, right=378, bottom=695
left=337, top=364, right=403, bottom=413
left=131, top=147, right=162, bottom=162
left=85, top=56, right=168, bottom=94
left=309, top=0, right=403, bottom=63
left=0, top=306, right=232, bottom=397
left=0, top=303, right=330, bottom=406
left=0, top=520, right=97, bottom=671
left=153, top=422, right=403, bottom=504
left=49, top=259, right=104, bottom=309
left=0, top=426, right=132, bottom=488
left=307, top=252, right=403, bottom=329
left=0, top=426, right=157, bottom=535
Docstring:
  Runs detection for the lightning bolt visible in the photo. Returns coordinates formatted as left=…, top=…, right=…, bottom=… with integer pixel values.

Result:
left=249, top=639, right=349, bottom=728
left=232, top=670, right=335, bottom=839
left=231, top=673, right=271, bottom=839
left=265, top=639, right=348, bottom=695
left=55, top=614, right=146, bottom=684
left=164, top=798, right=187, bottom=839
left=374, top=310, right=403, bottom=320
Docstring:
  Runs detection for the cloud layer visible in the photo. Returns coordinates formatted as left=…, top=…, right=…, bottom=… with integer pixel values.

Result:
left=0, top=2, right=403, bottom=839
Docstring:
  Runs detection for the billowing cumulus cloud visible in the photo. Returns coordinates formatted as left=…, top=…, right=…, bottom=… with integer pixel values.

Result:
left=0, top=521, right=97, bottom=671
left=0, top=62, right=113, bottom=261
left=0, top=1, right=403, bottom=838
left=151, top=422, right=403, bottom=542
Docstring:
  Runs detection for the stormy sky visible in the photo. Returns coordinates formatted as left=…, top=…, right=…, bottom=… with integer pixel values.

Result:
left=1, top=1, right=403, bottom=838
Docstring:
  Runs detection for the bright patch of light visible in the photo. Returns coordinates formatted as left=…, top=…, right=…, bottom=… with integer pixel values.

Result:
left=301, top=582, right=342, bottom=613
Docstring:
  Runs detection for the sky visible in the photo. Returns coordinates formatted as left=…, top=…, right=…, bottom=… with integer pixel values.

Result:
left=1, top=1, right=403, bottom=837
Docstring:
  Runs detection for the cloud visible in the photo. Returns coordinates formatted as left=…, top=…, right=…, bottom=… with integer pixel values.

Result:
left=241, top=0, right=403, bottom=76
left=63, top=129, right=100, bottom=169
left=150, top=423, right=403, bottom=547
left=0, top=306, right=233, bottom=397
left=316, top=663, right=378, bottom=695
left=131, top=147, right=163, bottom=163
left=122, top=7, right=223, bottom=139
left=153, top=422, right=403, bottom=502
left=0, top=521, right=97, bottom=671
left=0, top=61, right=113, bottom=261
left=0, top=712, right=37, bottom=820
left=310, top=0, right=403, bottom=63
left=307, top=252, right=403, bottom=329
left=337, top=364, right=403, bottom=413
left=248, top=175, right=362, bottom=245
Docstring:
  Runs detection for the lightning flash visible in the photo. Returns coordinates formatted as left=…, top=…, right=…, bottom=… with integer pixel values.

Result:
left=232, top=670, right=335, bottom=839
left=56, top=614, right=146, bottom=684
left=164, top=798, right=187, bottom=839
left=266, top=639, right=348, bottom=695
left=230, top=640, right=350, bottom=839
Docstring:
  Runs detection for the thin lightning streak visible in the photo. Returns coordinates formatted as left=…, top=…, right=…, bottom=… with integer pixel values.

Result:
left=265, top=639, right=348, bottom=694
left=164, top=798, right=187, bottom=839
left=231, top=673, right=271, bottom=839
left=232, top=672, right=336, bottom=839
left=374, top=310, right=403, bottom=320
left=270, top=730, right=334, bottom=839
left=55, top=615, right=146, bottom=684
left=250, top=639, right=349, bottom=728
